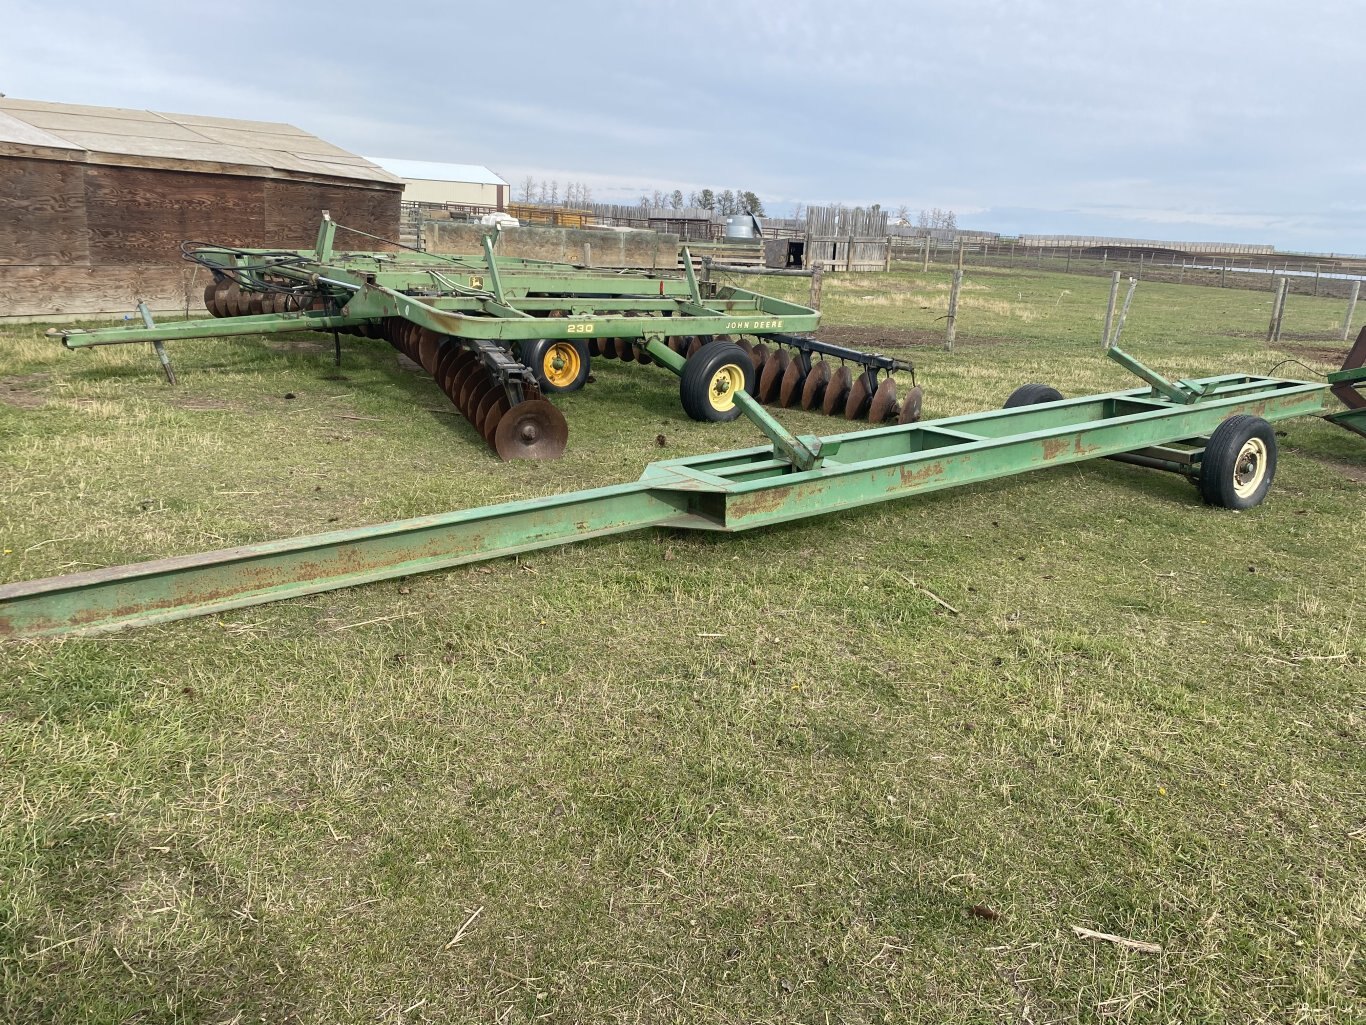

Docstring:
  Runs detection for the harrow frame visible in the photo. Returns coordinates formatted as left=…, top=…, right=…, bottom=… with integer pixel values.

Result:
left=58, top=215, right=916, bottom=462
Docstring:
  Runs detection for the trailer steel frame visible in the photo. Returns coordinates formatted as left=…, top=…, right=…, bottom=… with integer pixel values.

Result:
left=0, top=360, right=1329, bottom=640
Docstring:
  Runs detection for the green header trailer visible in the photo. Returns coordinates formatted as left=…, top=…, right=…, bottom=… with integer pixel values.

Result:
left=0, top=347, right=1330, bottom=640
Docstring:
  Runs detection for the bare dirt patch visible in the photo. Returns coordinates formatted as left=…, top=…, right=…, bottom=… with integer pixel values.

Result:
left=0, top=373, right=50, bottom=409
left=265, top=339, right=326, bottom=353
left=1278, top=341, right=1351, bottom=368
left=1302, top=453, right=1366, bottom=484
left=164, top=394, right=243, bottom=412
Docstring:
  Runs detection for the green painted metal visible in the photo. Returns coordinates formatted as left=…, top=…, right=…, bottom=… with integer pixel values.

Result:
left=59, top=228, right=821, bottom=349
left=0, top=372, right=1329, bottom=640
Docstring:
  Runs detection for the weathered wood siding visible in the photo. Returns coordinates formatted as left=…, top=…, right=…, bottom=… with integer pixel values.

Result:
left=0, top=156, right=400, bottom=319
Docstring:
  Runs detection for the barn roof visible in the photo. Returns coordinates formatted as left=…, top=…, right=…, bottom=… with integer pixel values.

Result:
left=367, top=157, right=508, bottom=187
left=0, top=98, right=403, bottom=188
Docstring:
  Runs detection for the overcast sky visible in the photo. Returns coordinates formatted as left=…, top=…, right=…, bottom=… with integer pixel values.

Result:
left=4, top=0, right=1363, bottom=252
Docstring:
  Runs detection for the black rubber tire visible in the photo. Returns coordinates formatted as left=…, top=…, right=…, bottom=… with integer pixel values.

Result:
left=1003, top=383, right=1064, bottom=408
left=519, top=338, right=590, bottom=393
left=680, top=342, right=754, bottom=422
left=1198, top=415, right=1277, bottom=510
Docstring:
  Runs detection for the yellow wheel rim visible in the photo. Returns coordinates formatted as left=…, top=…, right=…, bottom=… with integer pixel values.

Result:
left=542, top=342, right=581, bottom=388
left=708, top=364, right=745, bottom=412
left=1232, top=437, right=1268, bottom=498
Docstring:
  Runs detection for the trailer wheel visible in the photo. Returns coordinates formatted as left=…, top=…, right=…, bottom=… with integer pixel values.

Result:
left=1198, top=415, right=1277, bottom=510
left=1004, top=383, right=1064, bottom=408
left=520, top=338, right=590, bottom=393
left=680, top=343, right=754, bottom=422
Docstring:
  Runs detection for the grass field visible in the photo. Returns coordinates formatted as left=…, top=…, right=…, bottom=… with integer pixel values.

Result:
left=2, top=265, right=1362, bottom=1024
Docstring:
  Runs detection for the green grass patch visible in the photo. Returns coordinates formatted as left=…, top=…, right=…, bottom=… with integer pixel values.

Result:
left=2, top=267, right=1363, bottom=1023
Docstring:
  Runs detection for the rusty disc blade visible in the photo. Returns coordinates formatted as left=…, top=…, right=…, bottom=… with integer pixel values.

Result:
left=461, top=377, right=498, bottom=425
left=417, top=329, right=443, bottom=374
left=454, top=361, right=489, bottom=409
left=823, top=365, right=853, bottom=416
left=473, top=386, right=504, bottom=438
left=400, top=323, right=421, bottom=359
left=750, top=343, right=770, bottom=376
left=442, top=359, right=477, bottom=406
left=898, top=385, right=924, bottom=424
left=588, top=337, right=607, bottom=358
left=635, top=343, right=651, bottom=365
left=758, top=349, right=790, bottom=404
left=433, top=344, right=462, bottom=396
left=778, top=356, right=807, bottom=407
left=614, top=337, right=634, bottom=361
left=869, top=377, right=899, bottom=422
left=800, top=360, right=830, bottom=410
left=203, top=282, right=221, bottom=316
left=224, top=285, right=243, bottom=317
left=686, top=336, right=705, bottom=358
left=667, top=336, right=688, bottom=356
left=493, top=399, right=569, bottom=460
left=844, top=370, right=876, bottom=420
left=481, top=395, right=512, bottom=444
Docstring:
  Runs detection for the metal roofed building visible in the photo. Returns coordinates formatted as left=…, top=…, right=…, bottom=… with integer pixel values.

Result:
left=0, top=98, right=404, bottom=320
left=368, top=157, right=510, bottom=211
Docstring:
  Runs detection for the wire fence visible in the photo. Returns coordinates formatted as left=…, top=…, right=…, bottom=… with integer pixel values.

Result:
left=888, top=238, right=1366, bottom=300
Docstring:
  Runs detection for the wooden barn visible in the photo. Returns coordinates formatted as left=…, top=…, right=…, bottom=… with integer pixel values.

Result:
left=0, top=98, right=404, bottom=320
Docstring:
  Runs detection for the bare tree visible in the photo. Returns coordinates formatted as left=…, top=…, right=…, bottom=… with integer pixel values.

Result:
left=520, top=176, right=536, bottom=203
left=669, top=189, right=684, bottom=211
left=894, top=204, right=909, bottom=223
left=538, top=181, right=550, bottom=204
left=549, top=181, right=559, bottom=206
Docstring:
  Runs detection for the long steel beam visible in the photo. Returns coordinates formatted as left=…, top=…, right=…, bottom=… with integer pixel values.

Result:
left=0, top=375, right=1328, bottom=640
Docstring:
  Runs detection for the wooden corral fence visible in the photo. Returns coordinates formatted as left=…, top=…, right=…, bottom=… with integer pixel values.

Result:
left=805, top=205, right=890, bottom=271
left=507, top=203, right=592, bottom=229
left=585, top=203, right=717, bottom=241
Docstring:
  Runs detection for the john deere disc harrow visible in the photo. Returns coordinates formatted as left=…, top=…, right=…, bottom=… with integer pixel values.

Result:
left=58, top=215, right=920, bottom=462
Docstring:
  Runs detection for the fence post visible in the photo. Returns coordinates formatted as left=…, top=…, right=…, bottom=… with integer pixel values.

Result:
left=945, top=268, right=963, bottom=351
left=884, top=236, right=892, bottom=273
left=1343, top=280, right=1361, bottom=341
left=1274, top=277, right=1290, bottom=343
left=809, top=263, right=823, bottom=310
left=1066, top=248, right=1072, bottom=273
left=1313, top=265, right=1320, bottom=296
left=922, top=236, right=930, bottom=272
left=1220, top=260, right=1227, bottom=288
left=957, top=239, right=965, bottom=271
left=1102, top=271, right=1121, bottom=347
left=1267, top=277, right=1288, bottom=343
left=582, top=242, right=592, bottom=268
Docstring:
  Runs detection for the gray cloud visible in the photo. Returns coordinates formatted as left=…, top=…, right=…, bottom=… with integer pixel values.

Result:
left=2, top=0, right=1362, bottom=250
